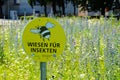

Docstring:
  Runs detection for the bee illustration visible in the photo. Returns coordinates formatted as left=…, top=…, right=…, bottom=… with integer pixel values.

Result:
left=30, top=22, right=55, bottom=41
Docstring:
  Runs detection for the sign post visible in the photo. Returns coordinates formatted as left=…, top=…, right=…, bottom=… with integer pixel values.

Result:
left=22, top=17, right=66, bottom=80
left=40, top=62, right=47, bottom=80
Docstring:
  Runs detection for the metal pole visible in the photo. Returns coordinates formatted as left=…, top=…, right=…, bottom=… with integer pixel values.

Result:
left=40, top=62, right=47, bottom=80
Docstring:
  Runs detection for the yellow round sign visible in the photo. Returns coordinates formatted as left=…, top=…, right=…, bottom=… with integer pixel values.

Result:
left=22, top=17, right=66, bottom=62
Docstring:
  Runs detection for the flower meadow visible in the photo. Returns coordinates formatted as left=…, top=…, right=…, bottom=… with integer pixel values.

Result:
left=0, top=17, right=120, bottom=80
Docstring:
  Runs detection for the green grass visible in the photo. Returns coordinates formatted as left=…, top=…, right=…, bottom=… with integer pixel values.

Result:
left=0, top=17, right=120, bottom=80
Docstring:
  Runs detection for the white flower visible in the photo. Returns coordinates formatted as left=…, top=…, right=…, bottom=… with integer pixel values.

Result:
left=80, top=74, right=85, bottom=78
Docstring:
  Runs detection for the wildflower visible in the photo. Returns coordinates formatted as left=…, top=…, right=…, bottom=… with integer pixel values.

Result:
left=80, top=74, right=85, bottom=78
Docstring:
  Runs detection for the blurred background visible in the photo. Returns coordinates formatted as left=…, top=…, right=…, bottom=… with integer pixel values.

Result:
left=0, top=0, right=120, bottom=19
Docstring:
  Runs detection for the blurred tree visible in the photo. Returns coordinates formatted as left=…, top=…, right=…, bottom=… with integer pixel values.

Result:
left=67, top=0, right=81, bottom=15
left=52, top=0, right=57, bottom=15
left=0, top=0, right=7, bottom=18
left=37, top=0, right=48, bottom=16
left=89, top=0, right=114, bottom=16
left=56, top=0, right=66, bottom=16
left=28, top=0, right=36, bottom=8
left=28, top=0, right=66, bottom=16
left=28, top=0, right=115, bottom=16
left=80, top=0, right=114, bottom=16
left=28, top=0, right=52, bottom=16
left=78, top=0, right=87, bottom=11
left=114, top=0, right=120, bottom=8
left=61, top=0, right=65, bottom=16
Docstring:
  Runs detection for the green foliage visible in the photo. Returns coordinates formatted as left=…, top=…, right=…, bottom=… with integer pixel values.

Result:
left=20, top=16, right=34, bottom=20
left=0, top=26, right=4, bottom=65
left=0, top=42, right=4, bottom=65
left=0, top=17, right=120, bottom=80
left=28, top=0, right=36, bottom=8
